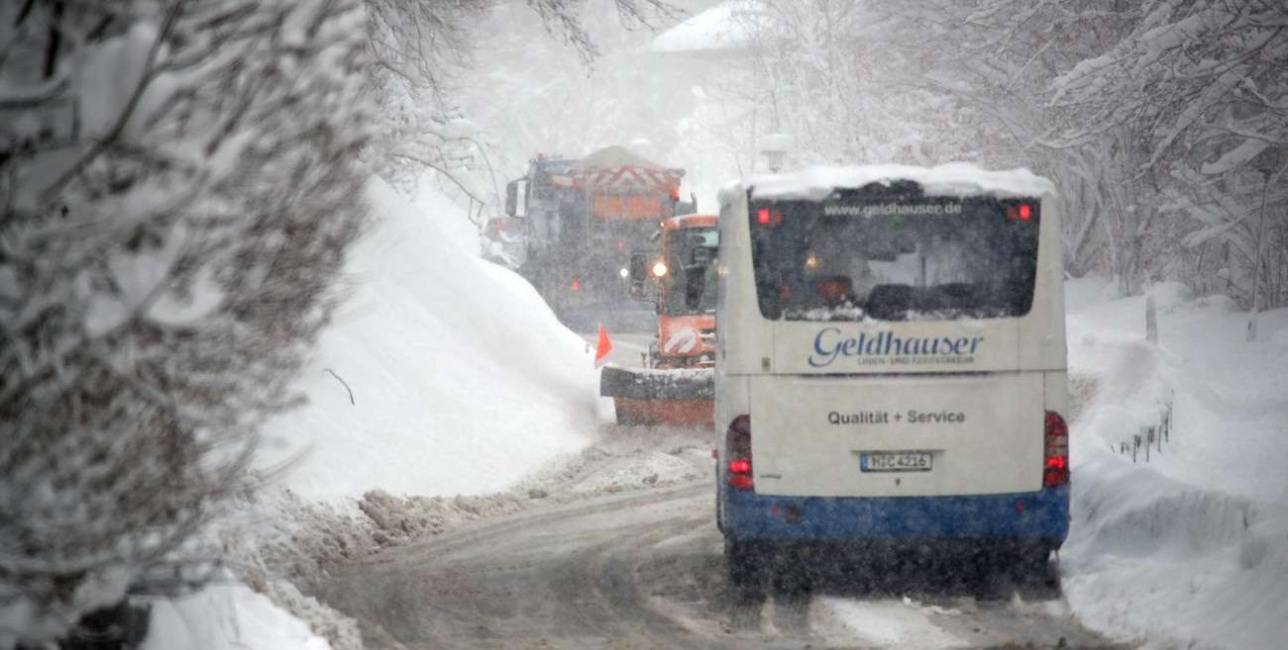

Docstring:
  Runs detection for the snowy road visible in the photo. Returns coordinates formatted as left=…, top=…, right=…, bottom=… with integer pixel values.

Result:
left=311, top=427, right=1129, bottom=650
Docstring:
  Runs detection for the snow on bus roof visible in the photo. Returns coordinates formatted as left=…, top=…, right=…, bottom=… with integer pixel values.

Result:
left=738, top=163, right=1054, bottom=202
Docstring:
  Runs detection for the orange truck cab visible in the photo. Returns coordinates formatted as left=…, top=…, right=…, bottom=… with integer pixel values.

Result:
left=650, top=213, right=719, bottom=369
left=600, top=213, right=718, bottom=427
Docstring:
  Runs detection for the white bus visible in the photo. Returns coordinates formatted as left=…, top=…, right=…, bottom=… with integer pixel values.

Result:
left=714, top=164, right=1068, bottom=586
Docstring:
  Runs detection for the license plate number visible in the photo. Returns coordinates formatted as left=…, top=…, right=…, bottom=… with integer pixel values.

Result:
left=860, top=452, right=932, bottom=472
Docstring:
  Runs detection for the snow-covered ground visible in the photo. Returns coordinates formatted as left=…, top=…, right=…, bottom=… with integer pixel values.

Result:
left=817, top=595, right=1089, bottom=649
left=257, top=177, right=599, bottom=502
left=143, top=178, right=602, bottom=649
left=1060, top=278, right=1288, bottom=650
left=142, top=584, right=331, bottom=650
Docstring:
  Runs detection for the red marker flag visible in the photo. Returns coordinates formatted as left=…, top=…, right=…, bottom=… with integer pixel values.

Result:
left=594, top=324, right=614, bottom=367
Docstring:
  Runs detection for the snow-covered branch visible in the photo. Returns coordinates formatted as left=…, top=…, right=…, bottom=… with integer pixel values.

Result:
left=0, top=0, right=371, bottom=645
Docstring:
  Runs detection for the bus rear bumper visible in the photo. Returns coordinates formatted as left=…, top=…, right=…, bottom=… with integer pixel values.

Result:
left=722, top=485, right=1070, bottom=547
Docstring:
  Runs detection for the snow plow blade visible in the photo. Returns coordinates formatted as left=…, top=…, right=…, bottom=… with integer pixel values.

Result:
left=600, top=365, right=714, bottom=427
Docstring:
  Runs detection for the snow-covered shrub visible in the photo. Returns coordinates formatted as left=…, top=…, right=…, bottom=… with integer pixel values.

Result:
left=0, top=1, right=370, bottom=645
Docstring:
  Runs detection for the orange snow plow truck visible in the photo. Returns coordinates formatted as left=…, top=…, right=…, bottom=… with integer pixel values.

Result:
left=505, top=147, right=690, bottom=332
left=600, top=213, right=718, bottom=427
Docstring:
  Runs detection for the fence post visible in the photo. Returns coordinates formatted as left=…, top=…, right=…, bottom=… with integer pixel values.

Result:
left=1146, top=295, right=1158, bottom=344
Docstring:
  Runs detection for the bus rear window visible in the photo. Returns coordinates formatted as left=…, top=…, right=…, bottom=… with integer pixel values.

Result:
left=749, top=196, right=1040, bottom=322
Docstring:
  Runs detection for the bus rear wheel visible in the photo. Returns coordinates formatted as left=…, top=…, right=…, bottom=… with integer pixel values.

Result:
left=1017, top=544, right=1060, bottom=591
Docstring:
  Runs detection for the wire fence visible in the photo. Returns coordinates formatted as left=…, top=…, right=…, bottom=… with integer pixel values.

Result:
left=1114, top=391, right=1175, bottom=463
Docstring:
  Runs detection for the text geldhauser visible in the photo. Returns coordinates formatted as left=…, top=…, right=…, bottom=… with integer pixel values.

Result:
left=809, top=327, right=984, bottom=368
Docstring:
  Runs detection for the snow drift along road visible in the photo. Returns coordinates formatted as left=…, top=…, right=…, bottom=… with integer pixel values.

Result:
left=1061, top=279, right=1288, bottom=650
left=259, top=178, right=598, bottom=502
left=143, top=585, right=331, bottom=650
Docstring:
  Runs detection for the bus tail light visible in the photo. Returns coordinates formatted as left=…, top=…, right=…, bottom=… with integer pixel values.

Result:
left=1044, top=411, right=1069, bottom=488
left=756, top=207, right=783, bottom=227
left=1006, top=202, right=1035, bottom=222
left=727, top=415, right=753, bottom=491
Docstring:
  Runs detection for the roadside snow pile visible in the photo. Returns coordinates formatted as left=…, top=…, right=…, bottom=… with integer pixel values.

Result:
left=259, top=177, right=598, bottom=502
left=142, top=584, right=333, bottom=650
left=561, top=443, right=709, bottom=495
left=1062, top=278, right=1288, bottom=650
left=228, top=176, right=598, bottom=648
left=245, top=428, right=715, bottom=591
left=185, top=428, right=713, bottom=649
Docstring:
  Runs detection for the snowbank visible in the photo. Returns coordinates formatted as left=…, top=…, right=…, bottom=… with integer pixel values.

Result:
left=142, top=584, right=331, bottom=650
left=259, top=177, right=598, bottom=502
left=1062, top=278, right=1288, bottom=650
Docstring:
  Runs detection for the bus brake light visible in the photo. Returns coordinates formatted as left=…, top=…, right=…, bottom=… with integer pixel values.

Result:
left=1044, top=411, right=1069, bottom=488
left=1008, top=203, right=1034, bottom=222
left=727, top=415, right=753, bottom=491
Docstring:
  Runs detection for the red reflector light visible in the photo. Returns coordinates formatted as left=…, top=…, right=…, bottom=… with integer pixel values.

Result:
left=785, top=505, right=801, bottom=524
left=1018, top=203, right=1032, bottom=221
left=729, top=458, right=751, bottom=474
left=729, top=474, right=753, bottom=490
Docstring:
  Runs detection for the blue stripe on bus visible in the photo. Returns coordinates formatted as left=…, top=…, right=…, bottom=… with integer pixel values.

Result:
left=722, top=484, right=1069, bottom=543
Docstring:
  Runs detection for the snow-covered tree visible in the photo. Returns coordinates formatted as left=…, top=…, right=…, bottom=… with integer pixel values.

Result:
left=1080, top=0, right=1288, bottom=308
left=743, top=0, right=1288, bottom=300
left=933, top=0, right=1288, bottom=299
left=0, top=0, right=371, bottom=645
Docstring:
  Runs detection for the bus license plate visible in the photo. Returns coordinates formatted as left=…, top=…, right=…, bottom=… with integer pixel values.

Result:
left=861, top=452, right=932, bottom=472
